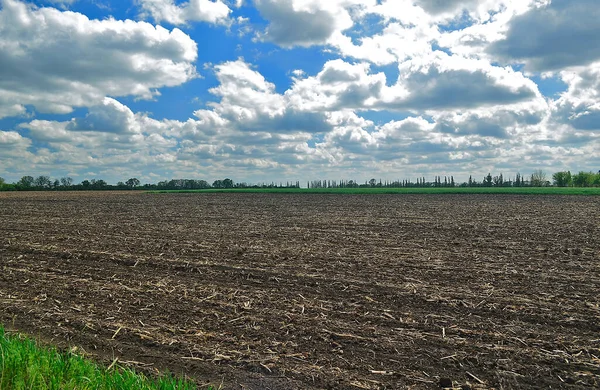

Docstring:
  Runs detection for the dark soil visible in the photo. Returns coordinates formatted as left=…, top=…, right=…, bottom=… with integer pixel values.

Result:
left=1, top=191, right=599, bottom=389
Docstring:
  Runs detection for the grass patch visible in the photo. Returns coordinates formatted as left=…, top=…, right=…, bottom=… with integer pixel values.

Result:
left=0, top=326, right=200, bottom=390
left=148, top=187, right=600, bottom=196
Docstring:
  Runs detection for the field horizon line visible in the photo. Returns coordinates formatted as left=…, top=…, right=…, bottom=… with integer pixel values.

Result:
left=147, top=187, right=600, bottom=195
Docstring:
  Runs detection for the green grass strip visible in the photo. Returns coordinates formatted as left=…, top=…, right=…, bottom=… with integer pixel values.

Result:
left=0, top=326, right=200, bottom=390
left=148, top=187, right=600, bottom=195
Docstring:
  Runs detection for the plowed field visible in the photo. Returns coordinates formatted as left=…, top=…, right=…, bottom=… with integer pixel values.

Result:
left=1, top=191, right=599, bottom=389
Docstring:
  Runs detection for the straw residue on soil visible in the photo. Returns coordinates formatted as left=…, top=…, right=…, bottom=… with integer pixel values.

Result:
left=1, top=191, right=599, bottom=389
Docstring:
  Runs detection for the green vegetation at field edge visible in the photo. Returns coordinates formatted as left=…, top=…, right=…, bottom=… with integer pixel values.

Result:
left=148, top=187, right=600, bottom=195
left=0, top=326, right=201, bottom=390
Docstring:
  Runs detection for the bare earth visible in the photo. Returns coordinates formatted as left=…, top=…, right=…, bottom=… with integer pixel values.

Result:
left=0, top=191, right=599, bottom=389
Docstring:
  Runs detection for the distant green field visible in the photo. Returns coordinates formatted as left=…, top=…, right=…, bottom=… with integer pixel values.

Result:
left=149, top=187, right=600, bottom=195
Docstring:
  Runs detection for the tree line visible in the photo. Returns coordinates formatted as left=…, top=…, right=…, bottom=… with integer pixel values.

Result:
left=308, top=170, right=600, bottom=188
left=0, top=176, right=301, bottom=191
left=0, top=170, right=599, bottom=191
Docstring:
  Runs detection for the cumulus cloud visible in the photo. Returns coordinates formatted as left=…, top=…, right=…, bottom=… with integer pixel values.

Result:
left=0, top=130, right=34, bottom=174
left=336, top=0, right=545, bottom=66
left=552, top=63, right=600, bottom=131
left=45, top=0, right=78, bottom=6
left=0, top=0, right=197, bottom=119
left=373, top=117, right=452, bottom=159
left=254, top=0, right=375, bottom=47
left=287, top=54, right=540, bottom=113
left=14, top=72, right=331, bottom=181
left=18, top=112, right=184, bottom=184
left=0, top=130, right=32, bottom=152
left=331, top=22, right=437, bottom=66
left=287, top=60, right=386, bottom=111
left=362, top=0, right=500, bottom=27
left=252, top=0, right=539, bottom=52
left=490, top=0, right=600, bottom=71
left=67, top=98, right=142, bottom=134
left=417, top=0, right=480, bottom=15
left=0, top=103, right=26, bottom=119
left=2, top=0, right=598, bottom=185
left=418, top=0, right=546, bottom=22
left=382, top=53, right=540, bottom=111
left=137, top=0, right=232, bottom=25
left=317, top=110, right=570, bottom=179
left=432, top=103, right=547, bottom=139
left=319, top=114, right=498, bottom=172
left=208, top=59, right=332, bottom=133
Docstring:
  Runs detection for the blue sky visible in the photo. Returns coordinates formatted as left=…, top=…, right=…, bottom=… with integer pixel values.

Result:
left=0, top=0, right=599, bottom=184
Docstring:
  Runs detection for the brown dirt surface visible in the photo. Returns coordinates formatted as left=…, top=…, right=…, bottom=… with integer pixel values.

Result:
left=1, top=191, right=599, bottom=389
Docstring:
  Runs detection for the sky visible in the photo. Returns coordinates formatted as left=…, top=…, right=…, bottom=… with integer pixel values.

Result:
left=0, top=0, right=599, bottom=185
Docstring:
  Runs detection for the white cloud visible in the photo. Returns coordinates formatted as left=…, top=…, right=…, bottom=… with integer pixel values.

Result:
left=67, top=98, right=142, bottom=134
left=210, top=59, right=285, bottom=118
left=552, top=63, right=600, bottom=131
left=287, top=60, right=386, bottom=111
left=331, top=22, right=437, bottom=66
left=0, top=130, right=33, bottom=172
left=0, top=103, right=26, bottom=119
left=18, top=112, right=184, bottom=182
left=413, top=0, right=542, bottom=21
left=365, top=0, right=431, bottom=25
left=2, top=0, right=597, bottom=187
left=253, top=0, right=375, bottom=47
left=432, top=102, right=548, bottom=139
left=381, top=53, right=541, bottom=111
left=435, top=1, right=545, bottom=60
left=137, top=0, right=232, bottom=25
left=317, top=110, right=574, bottom=179
left=41, top=0, right=79, bottom=8
left=208, top=59, right=332, bottom=133
left=13, top=73, right=330, bottom=180
left=287, top=54, right=540, bottom=113
left=490, top=0, right=600, bottom=72
left=332, top=0, right=546, bottom=65
left=0, top=0, right=197, bottom=119
left=252, top=0, right=533, bottom=52
left=416, top=0, right=481, bottom=16
left=0, top=130, right=32, bottom=151
left=320, top=115, right=488, bottom=172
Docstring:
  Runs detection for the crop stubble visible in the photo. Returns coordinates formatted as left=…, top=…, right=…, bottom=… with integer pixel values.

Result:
left=0, top=192, right=599, bottom=389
